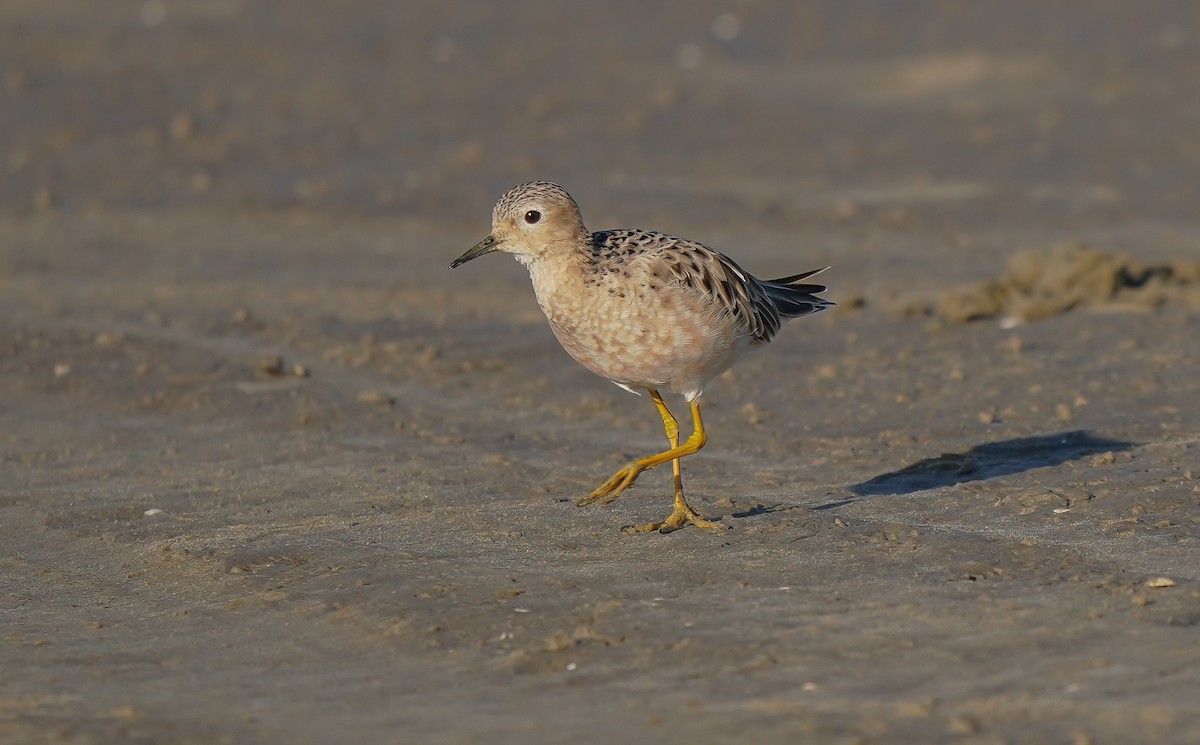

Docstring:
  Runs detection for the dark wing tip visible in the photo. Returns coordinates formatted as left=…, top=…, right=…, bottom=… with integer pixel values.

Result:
left=761, top=267, right=834, bottom=320
left=767, top=267, right=829, bottom=285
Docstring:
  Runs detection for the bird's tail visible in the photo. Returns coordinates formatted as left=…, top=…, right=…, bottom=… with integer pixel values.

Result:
left=762, top=267, right=834, bottom=319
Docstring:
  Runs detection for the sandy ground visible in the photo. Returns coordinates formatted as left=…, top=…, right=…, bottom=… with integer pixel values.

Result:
left=3, top=2, right=1200, bottom=743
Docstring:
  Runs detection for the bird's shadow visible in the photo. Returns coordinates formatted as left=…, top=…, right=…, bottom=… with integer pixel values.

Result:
left=815, top=430, right=1134, bottom=510
left=729, top=502, right=795, bottom=519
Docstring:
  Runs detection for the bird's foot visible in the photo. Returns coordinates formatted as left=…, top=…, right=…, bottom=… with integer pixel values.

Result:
left=576, top=463, right=643, bottom=507
left=622, top=497, right=727, bottom=535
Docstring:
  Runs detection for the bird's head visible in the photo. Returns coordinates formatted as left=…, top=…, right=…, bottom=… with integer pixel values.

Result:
left=451, top=181, right=588, bottom=268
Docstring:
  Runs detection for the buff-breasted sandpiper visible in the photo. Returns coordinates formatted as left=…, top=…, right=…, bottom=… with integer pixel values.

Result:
left=451, top=181, right=832, bottom=533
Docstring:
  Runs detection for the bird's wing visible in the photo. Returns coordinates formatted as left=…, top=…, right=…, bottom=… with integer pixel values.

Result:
left=598, top=230, right=782, bottom=342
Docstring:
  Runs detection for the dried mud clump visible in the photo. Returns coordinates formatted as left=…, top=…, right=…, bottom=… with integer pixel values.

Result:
left=904, top=244, right=1200, bottom=324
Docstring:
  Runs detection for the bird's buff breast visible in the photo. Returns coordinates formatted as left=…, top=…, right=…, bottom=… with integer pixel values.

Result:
left=527, top=260, right=742, bottom=395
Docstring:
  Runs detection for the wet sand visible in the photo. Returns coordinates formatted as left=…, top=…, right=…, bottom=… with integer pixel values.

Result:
left=3, top=2, right=1199, bottom=743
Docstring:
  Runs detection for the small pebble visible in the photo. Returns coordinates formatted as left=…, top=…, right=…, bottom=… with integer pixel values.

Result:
left=358, top=390, right=394, bottom=405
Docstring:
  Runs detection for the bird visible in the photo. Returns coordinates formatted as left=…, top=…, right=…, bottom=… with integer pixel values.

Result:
left=450, top=181, right=832, bottom=533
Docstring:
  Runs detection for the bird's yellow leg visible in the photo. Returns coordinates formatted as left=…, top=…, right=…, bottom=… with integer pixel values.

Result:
left=651, top=388, right=681, bottom=449
left=577, top=390, right=700, bottom=506
left=623, top=393, right=725, bottom=534
left=578, top=393, right=726, bottom=533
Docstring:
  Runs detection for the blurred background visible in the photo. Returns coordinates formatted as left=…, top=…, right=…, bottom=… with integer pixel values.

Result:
left=4, top=0, right=1198, bottom=237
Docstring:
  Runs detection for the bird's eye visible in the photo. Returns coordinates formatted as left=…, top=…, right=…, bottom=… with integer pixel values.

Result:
left=524, top=210, right=542, bottom=224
